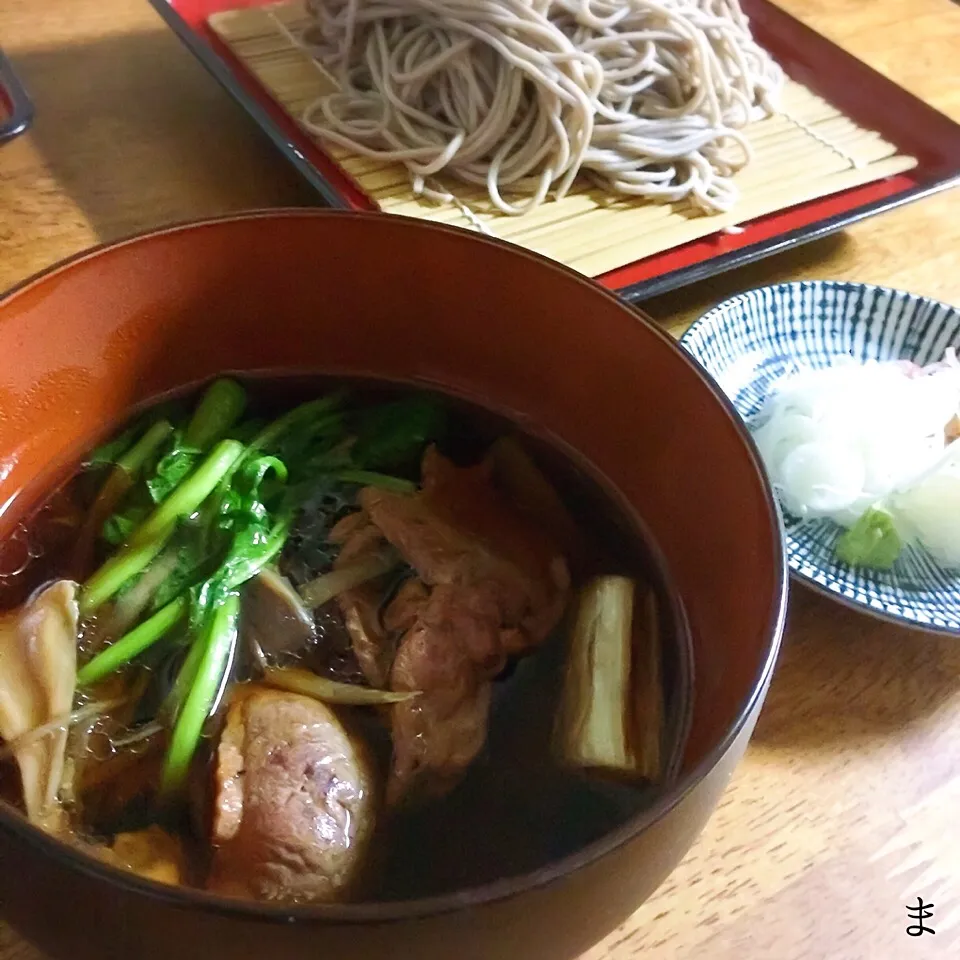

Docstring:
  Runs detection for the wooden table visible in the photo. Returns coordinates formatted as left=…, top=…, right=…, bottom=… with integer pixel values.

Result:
left=2, top=1, right=960, bottom=957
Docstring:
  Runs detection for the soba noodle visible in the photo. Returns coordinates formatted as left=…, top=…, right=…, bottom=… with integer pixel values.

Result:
left=301, top=0, right=783, bottom=215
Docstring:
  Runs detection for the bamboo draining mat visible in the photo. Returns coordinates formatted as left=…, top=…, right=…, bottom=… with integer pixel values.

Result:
left=208, top=0, right=918, bottom=278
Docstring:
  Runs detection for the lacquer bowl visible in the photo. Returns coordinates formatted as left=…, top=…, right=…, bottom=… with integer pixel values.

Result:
left=0, top=211, right=786, bottom=960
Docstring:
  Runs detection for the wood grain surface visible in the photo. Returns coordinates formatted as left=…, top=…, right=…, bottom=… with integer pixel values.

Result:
left=2, top=1, right=960, bottom=957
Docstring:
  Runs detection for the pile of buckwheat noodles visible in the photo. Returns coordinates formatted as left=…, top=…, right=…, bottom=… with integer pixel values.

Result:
left=301, top=0, right=784, bottom=215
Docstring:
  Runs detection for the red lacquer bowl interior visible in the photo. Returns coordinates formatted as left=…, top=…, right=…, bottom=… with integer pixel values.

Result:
left=0, top=210, right=785, bottom=920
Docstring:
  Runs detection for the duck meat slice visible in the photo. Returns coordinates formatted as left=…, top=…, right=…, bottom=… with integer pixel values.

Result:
left=208, top=686, right=376, bottom=903
left=331, top=515, right=397, bottom=688
left=345, top=447, right=570, bottom=804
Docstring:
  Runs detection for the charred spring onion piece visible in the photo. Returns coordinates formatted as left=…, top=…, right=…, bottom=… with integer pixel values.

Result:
left=299, top=550, right=399, bottom=609
left=161, top=592, right=240, bottom=796
left=263, top=667, right=418, bottom=705
left=553, top=576, right=663, bottom=783
left=77, top=595, right=189, bottom=687
left=556, top=576, right=634, bottom=773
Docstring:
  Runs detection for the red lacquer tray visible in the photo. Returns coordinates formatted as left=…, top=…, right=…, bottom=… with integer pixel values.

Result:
left=147, top=0, right=960, bottom=302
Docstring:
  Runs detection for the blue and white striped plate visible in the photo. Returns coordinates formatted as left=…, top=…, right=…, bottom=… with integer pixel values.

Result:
left=680, top=281, right=960, bottom=635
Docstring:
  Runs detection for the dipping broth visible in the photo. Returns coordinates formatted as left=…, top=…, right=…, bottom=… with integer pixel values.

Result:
left=0, top=376, right=691, bottom=903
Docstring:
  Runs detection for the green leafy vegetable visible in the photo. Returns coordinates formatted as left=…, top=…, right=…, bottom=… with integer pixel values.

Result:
left=351, top=396, right=446, bottom=471
left=81, top=382, right=449, bottom=802
left=76, top=420, right=175, bottom=557
left=81, top=534, right=172, bottom=616
left=188, top=511, right=291, bottom=632
left=332, top=469, right=416, bottom=493
left=105, top=544, right=183, bottom=638
left=162, top=625, right=206, bottom=728
left=161, top=592, right=240, bottom=796
left=97, top=382, right=243, bottom=549
left=159, top=515, right=293, bottom=792
left=95, top=420, right=185, bottom=546
left=835, top=507, right=902, bottom=569
left=184, top=378, right=247, bottom=450
left=78, top=595, right=189, bottom=687
left=134, top=440, right=244, bottom=547
left=246, top=396, right=345, bottom=465
left=117, top=420, right=175, bottom=477
left=82, top=440, right=244, bottom=615
left=229, top=417, right=268, bottom=445
left=101, top=508, right=147, bottom=547
left=150, top=534, right=212, bottom=613
left=156, top=453, right=292, bottom=785
left=139, top=379, right=245, bottom=507
left=85, top=399, right=185, bottom=469
left=85, top=421, right=145, bottom=469
left=145, top=433, right=202, bottom=505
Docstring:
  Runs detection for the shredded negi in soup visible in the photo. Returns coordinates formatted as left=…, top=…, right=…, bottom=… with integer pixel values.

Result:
left=0, top=378, right=680, bottom=902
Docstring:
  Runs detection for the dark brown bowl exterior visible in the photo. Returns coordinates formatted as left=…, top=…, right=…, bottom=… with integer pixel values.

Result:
left=0, top=211, right=786, bottom=960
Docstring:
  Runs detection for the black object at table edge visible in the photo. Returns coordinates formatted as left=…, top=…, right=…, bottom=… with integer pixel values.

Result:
left=0, top=49, right=33, bottom=145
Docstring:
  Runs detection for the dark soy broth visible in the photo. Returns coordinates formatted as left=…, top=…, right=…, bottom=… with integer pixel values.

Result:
left=0, top=375, right=692, bottom=901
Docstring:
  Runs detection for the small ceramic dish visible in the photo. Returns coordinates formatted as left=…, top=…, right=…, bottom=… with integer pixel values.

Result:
left=681, top=280, right=960, bottom=635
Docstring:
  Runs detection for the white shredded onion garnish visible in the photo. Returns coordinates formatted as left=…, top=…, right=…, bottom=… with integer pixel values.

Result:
left=751, top=349, right=960, bottom=568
